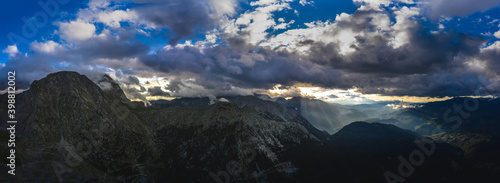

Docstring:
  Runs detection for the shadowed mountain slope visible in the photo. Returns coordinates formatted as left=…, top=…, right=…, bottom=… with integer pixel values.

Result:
left=0, top=71, right=498, bottom=182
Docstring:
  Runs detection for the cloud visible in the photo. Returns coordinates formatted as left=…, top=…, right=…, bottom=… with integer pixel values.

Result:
left=70, top=33, right=150, bottom=60
left=88, top=0, right=110, bottom=10
left=147, top=86, right=170, bottom=96
left=140, top=36, right=346, bottom=96
left=30, top=41, right=62, bottom=54
left=2, top=45, right=20, bottom=57
left=494, top=24, right=500, bottom=38
left=58, top=20, right=96, bottom=42
left=127, top=76, right=140, bottom=85
left=307, top=28, right=484, bottom=76
left=353, top=0, right=393, bottom=6
left=328, top=94, right=339, bottom=98
left=96, top=9, right=139, bottom=29
left=274, top=20, right=295, bottom=30
left=478, top=41, right=500, bottom=78
left=298, top=9, right=486, bottom=96
left=299, top=0, right=314, bottom=6
left=231, top=0, right=292, bottom=45
left=0, top=22, right=150, bottom=90
left=122, top=85, right=148, bottom=101
left=353, top=0, right=415, bottom=6
left=132, top=0, right=238, bottom=44
left=495, top=30, right=500, bottom=38
left=422, top=0, right=500, bottom=19
left=97, top=80, right=113, bottom=90
left=136, top=1, right=492, bottom=98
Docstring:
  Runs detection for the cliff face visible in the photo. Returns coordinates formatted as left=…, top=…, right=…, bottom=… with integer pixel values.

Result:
left=142, top=102, right=322, bottom=181
left=1, top=71, right=160, bottom=182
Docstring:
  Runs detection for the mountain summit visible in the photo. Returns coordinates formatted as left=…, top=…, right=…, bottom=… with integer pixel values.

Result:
left=1, top=71, right=161, bottom=182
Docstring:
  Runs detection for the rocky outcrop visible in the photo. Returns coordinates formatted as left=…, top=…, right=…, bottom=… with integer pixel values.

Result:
left=0, top=71, right=161, bottom=182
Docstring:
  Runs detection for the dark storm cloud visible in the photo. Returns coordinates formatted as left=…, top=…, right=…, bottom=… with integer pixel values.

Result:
left=422, top=0, right=500, bottom=19
left=164, top=78, right=184, bottom=92
left=295, top=8, right=490, bottom=97
left=0, top=30, right=150, bottom=89
left=127, top=76, right=140, bottom=85
left=140, top=37, right=346, bottom=94
left=334, top=9, right=382, bottom=32
left=0, top=48, right=107, bottom=89
left=137, top=6, right=493, bottom=98
left=0, top=51, right=115, bottom=89
left=308, top=28, right=484, bottom=75
left=474, top=43, right=500, bottom=95
left=306, top=8, right=485, bottom=76
left=72, top=38, right=150, bottom=60
left=0, top=54, right=54, bottom=89
left=350, top=72, right=487, bottom=97
left=478, top=44, right=500, bottom=73
left=147, top=86, right=170, bottom=96
left=133, top=0, right=235, bottom=45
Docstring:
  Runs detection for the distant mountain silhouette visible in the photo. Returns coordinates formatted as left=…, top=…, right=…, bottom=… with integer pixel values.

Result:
left=275, top=97, right=396, bottom=134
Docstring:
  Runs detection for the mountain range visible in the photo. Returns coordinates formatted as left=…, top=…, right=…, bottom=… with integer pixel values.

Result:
left=1, top=71, right=499, bottom=182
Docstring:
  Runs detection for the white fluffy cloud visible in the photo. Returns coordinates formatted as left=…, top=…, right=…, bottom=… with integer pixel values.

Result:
left=260, top=4, right=419, bottom=54
left=30, top=41, right=62, bottom=54
left=88, top=0, right=110, bottom=10
left=353, top=0, right=393, bottom=6
left=274, top=20, right=295, bottom=30
left=495, top=31, right=500, bottom=39
left=209, top=0, right=239, bottom=17
left=231, top=0, right=293, bottom=45
left=299, top=0, right=314, bottom=6
left=494, top=23, right=500, bottom=38
left=391, top=6, right=420, bottom=48
left=2, top=45, right=20, bottom=57
left=97, top=9, right=139, bottom=29
left=58, top=20, right=96, bottom=42
left=354, top=0, right=415, bottom=5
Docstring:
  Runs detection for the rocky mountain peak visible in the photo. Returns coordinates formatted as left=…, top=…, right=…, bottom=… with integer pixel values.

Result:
left=30, top=71, right=97, bottom=93
left=96, top=73, right=130, bottom=102
left=2, top=71, right=160, bottom=182
left=28, top=71, right=130, bottom=103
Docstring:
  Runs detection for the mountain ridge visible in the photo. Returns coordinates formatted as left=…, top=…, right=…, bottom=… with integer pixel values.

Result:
left=1, top=71, right=498, bottom=182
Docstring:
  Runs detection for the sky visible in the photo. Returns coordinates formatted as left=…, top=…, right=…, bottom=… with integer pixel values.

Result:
left=1, top=0, right=500, bottom=104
